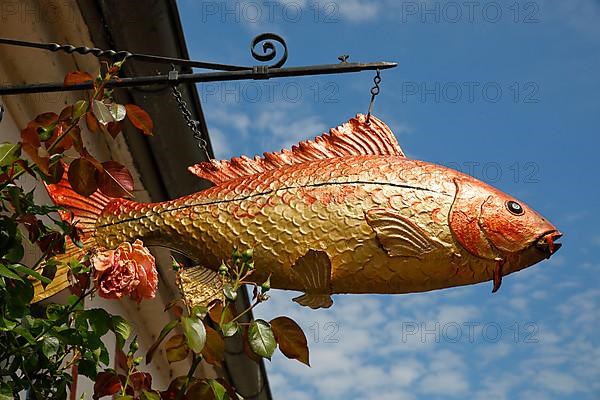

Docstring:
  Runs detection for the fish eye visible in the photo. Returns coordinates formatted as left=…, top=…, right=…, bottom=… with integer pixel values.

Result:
left=506, top=200, right=524, bottom=215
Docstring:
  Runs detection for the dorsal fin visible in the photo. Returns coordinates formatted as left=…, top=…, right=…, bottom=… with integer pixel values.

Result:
left=188, top=113, right=404, bottom=184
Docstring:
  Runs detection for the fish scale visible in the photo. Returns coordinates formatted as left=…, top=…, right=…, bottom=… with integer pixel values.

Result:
left=95, top=156, right=463, bottom=293
left=36, top=114, right=561, bottom=307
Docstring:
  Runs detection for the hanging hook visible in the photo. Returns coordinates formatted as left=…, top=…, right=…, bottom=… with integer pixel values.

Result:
left=365, top=69, right=381, bottom=124
left=169, top=65, right=210, bottom=160
left=0, top=104, right=4, bottom=123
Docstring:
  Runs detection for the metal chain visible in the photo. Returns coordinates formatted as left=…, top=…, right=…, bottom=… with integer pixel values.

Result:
left=366, top=69, right=382, bottom=124
left=170, top=68, right=210, bottom=159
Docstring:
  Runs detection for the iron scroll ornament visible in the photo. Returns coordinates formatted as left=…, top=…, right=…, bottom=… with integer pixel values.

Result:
left=250, top=33, right=288, bottom=68
left=0, top=33, right=288, bottom=71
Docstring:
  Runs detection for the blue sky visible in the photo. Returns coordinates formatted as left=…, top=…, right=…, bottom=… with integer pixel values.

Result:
left=178, top=1, right=600, bottom=398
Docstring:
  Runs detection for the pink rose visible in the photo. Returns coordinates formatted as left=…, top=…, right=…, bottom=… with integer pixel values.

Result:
left=91, top=240, right=158, bottom=302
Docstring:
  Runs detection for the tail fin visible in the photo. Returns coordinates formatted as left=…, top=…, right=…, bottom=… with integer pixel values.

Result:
left=32, top=169, right=110, bottom=302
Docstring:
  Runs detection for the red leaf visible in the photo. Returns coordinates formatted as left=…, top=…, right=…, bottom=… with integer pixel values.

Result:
left=129, top=371, right=152, bottom=392
left=125, top=104, right=154, bottom=136
left=69, top=126, right=84, bottom=154
left=20, top=113, right=59, bottom=149
left=64, top=71, right=94, bottom=86
left=270, top=316, right=310, bottom=366
left=68, top=270, right=89, bottom=297
left=160, top=377, right=187, bottom=400
left=22, top=143, right=49, bottom=174
left=34, top=112, right=59, bottom=127
left=45, top=123, right=73, bottom=154
left=106, top=120, right=123, bottom=139
left=21, top=126, right=40, bottom=148
left=46, top=161, right=65, bottom=184
left=208, top=300, right=234, bottom=325
left=115, top=348, right=128, bottom=371
left=58, top=105, right=74, bottom=123
left=86, top=112, right=100, bottom=134
left=19, top=214, right=43, bottom=243
left=93, top=371, right=122, bottom=400
left=165, top=334, right=189, bottom=363
left=38, top=231, right=66, bottom=257
left=202, top=325, right=225, bottom=366
left=68, top=157, right=101, bottom=196
left=98, top=161, right=134, bottom=198
left=14, top=159, right=35, bottom=177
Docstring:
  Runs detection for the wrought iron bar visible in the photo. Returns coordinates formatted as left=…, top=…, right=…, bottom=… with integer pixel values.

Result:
left=0, top=62, right=397, bottom=96
left=0, top=33, right=396, bottom=96
left=0, top=33, right=288, bottom=71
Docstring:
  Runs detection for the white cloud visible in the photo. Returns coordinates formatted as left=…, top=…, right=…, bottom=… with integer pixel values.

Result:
left=534, top=370, right=581, bottom=395
left=389, top=359, right=424, bottom=386
left=207, top=127, right=231, bottom=159
left=420, top=371, right=469, bottom=395
left=477, top=342, right=512, bottom=365
left=337, top=0, right=380, bottom=22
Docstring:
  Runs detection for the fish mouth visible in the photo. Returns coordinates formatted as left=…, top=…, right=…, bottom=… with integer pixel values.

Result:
left=535, top=230, right=563, bottom=258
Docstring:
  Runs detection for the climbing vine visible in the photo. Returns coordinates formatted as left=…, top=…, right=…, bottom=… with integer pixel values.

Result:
left=0, top=62, right=308, bottom=399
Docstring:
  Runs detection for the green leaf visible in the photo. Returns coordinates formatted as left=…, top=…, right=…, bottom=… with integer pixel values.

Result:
left=6, top=279, right=34, bottom=314
left=73, top=100, right=88, bottom=119
left=146, top=319, right=178, bottom=364
left=78, top=357, right=97, bottom=379
left=46, top=304, right=64, bottom=321
left=208, top=379, right=228, bottom=400
left=128, top=335, right=139, bottom=356
left=248, top=319, right=276, bottom=359
left=109, top=104, right=126, bottom=122
left=66, top=294, right=84, bottom=311
left=13, top=264, right=51, bottom=284
left=0, top=263, right=23, bottom=281
left=0, top=142, right=21, bottom=167
left=191, top=305, right=208, bottom=319
left=0, top=316, right=17, bottom=331
left=84, top=309, right=111, bottom=337
left=221, top=321, right=239, bottom=337
left=92, top=100, right=114, bottom=125
left=111, top=315, right=131, bottom=349
left=0, top=382, right=13, bottom=400
left=181, top=316, right=206, bottom=354
left=13, top=326, right=36, bottom=344
left=140, top=390, right=161, bottom=400
left=3, top=242, right=24, bottom=263
left=41, top=336, right=60, bottom=359
left=223, top=284, right=237, bottom=301
left=42, top=262, right=58, bottom=287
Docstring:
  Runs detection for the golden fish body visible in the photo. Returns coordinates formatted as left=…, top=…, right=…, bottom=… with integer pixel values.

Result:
left=95, top=156, right=460, bottom=294
left=42, top=115, right=561, bottom=307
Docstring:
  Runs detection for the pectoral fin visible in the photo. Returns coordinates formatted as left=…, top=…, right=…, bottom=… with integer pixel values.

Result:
left=366, top=209, right=437, bottom=258
left=492, top=258, right=504, bottom=293
left=178, top=265, right=228, bottom=308
left=292, top=250, right=333, bottom=309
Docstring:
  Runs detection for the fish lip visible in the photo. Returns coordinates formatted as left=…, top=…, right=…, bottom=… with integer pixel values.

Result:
left=535, top=230, right=563, bottom=257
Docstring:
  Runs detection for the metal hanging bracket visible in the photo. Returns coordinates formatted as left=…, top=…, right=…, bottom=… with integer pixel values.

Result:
left=0, top=33, right=397, bottom=96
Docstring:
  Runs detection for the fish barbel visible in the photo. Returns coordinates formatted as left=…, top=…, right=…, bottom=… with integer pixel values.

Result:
left=38, top=114, right=561, bottom=308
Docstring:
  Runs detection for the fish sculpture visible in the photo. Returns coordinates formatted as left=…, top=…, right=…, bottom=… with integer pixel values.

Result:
left=37, top=114, right=562, bottom=308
